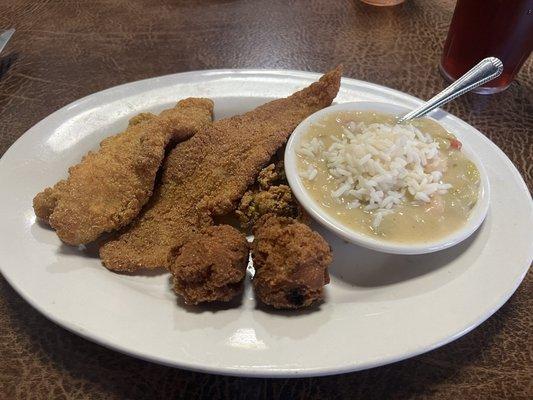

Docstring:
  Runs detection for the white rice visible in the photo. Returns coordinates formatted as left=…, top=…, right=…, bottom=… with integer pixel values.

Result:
left=298, top=121, right=452, bottom=228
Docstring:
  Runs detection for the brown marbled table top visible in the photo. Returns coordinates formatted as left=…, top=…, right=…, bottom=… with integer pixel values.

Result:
left=0, top=1, right=531, bottom=399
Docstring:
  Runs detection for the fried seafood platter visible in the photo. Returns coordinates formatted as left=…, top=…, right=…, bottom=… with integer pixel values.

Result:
left=33, top=67, right=342, bottom=310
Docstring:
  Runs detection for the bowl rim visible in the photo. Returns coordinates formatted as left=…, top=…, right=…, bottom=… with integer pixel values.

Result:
left=284, top=101, right=491, bottom=255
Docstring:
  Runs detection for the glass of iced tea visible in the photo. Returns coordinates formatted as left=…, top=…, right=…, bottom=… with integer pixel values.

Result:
left=440, top=0, right=533, bottom=94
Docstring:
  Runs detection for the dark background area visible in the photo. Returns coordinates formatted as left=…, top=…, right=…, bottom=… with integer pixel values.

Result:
left=0, top=1, right=531, bottom=399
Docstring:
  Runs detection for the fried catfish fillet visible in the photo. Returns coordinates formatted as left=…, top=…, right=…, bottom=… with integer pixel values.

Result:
left=100, top=66, right=342, bottom=272
left=33, top=98, right=214, bottom=245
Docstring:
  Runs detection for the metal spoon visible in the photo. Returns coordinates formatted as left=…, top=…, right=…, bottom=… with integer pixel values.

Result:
left=398, top=57, right=503, bottom=124
left=0, top=29, right=15, bottom=55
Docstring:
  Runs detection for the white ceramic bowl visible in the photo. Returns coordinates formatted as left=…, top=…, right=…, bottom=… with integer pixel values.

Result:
left=285, top=101, right=491, bottom=255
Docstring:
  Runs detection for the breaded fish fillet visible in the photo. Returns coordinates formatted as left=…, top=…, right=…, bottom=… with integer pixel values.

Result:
left=33, top=98, right=214, bottom=245
left=100, top=67, right=342, bottom=272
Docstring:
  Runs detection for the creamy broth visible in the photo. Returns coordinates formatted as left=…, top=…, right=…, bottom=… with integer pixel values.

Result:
left=297, top=111, right=480, bottom=244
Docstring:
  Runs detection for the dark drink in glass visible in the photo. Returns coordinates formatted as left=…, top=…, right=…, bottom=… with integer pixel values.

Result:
left=440, top=0, right=533, bottom=94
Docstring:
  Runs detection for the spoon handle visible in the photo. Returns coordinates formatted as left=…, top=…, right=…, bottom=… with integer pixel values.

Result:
left=398, top=57, right=503, bottom=123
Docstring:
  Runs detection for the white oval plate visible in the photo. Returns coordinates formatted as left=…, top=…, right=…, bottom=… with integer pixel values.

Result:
left=0, top=70, right=531, bottom=377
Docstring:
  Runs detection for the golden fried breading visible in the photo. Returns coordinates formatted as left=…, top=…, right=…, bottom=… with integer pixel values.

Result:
left=236, top=184, right=304, bottom=230
left=170, top=225, right=249, bottom=305
left=127, top=112, right=156, bottom=126
left=237, top=160, right=307, bottom=230
left=100, top=66, right=342, bottom=272
left=257, top=161, right=286, bottom=190
left=33, top=181, right=67, bottom=222
left=252, top=215, right=332, bottom=309
left=33, top=98, right=213, bottom=245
